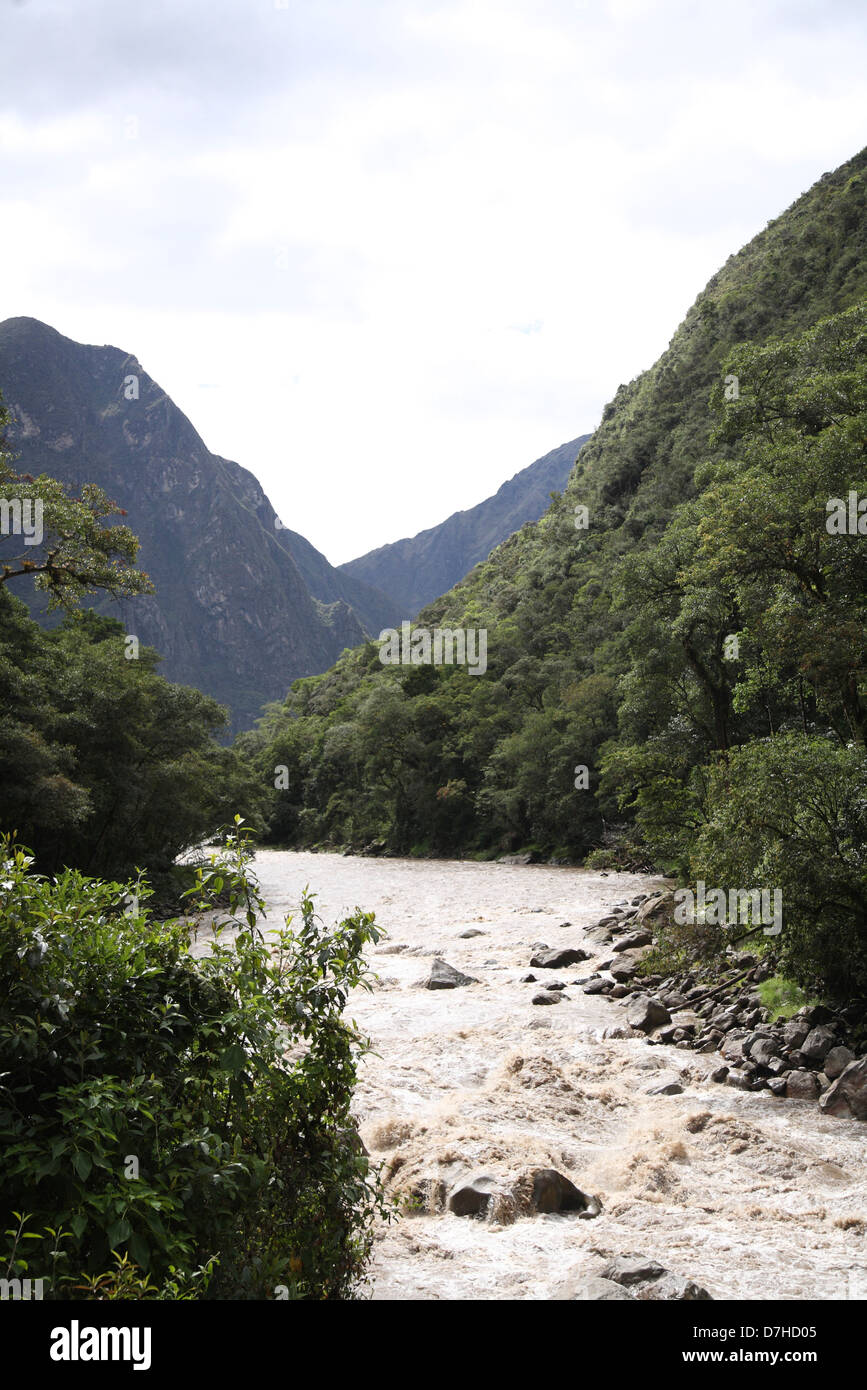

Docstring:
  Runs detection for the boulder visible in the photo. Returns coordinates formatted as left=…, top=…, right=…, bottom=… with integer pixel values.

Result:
left=611, top=930, right=653, bottom=953
left=824, top=1045, right=856, bottom=1080
left=531, top=1169, right=601, bottom=1217
left=600, top=1256, right=666, bottom=1286
left=544, top=980, right=567, bottom=991
left=643, top=1075, right=684, bottom=1096
left=532, top=991, right=562, bottom=1005
left=782, top=1019, right=810, bottom=1050
left=786, top=1069, right=820, bottom=1101
left=635, top=891, right=673, bottom=926
left=448, top=1175, right=500, bottom=1216
left=626, top=995, right=671, bottom=1032
left=747, top=1037, right=781, bottom=1069
left=424, top=958, right=477, bottom=989
left=801, top=1025, right=836, bottom=1063
left=520, top=973, right=537, bottom=983
left=582, top=977, right=609, bottom=995
left=767, top=1076, right=788, bottom=1096
left=530, top=946, right=590, bottom=969
left=609, top=949, right=651, bottom=981
left=459, top=928, right=485, bottom=938
left=818, top=1057, right=867, bottom=1121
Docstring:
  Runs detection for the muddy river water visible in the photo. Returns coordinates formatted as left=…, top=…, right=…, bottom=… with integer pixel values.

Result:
left=251, top=850, right=867, bottom=1301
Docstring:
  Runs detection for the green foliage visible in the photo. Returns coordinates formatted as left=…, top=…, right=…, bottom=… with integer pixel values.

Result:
left=690, top=736, right=867, bottom=1005
left=0, top=823, right=392, bottom=1299
left=757, top=976, right=811, bottom=1022
left=0, top=395, right=152, bottom=608
left=0, top=590, right=263, bottom=880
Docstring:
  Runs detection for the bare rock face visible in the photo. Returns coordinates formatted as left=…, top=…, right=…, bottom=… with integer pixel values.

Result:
left=424, top=958, right=477, bottom=989
left=0, top=317, right=397, bottom=735
left=819, top=1057, right=867, bottom=1120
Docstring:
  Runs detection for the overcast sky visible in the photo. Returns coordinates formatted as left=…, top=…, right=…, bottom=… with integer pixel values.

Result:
left=1, top=0, right=865, bottom=563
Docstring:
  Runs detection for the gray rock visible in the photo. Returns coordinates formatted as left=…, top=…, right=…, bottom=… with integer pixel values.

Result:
left=609, top=949, right=651, bottom=981
left=582, top=977, right=609, bottom=994
left=425, top=958, right=477, bottom=989
left=643, top=1075, right=684, bottom=1096
left=801, top=1025, right=836, bottom=1063
left=824, top=1045, right=856, bottom=1080
left=532, top=991, right=562, bottom=1005
left=786, top=1069, right=820, bottom=1101
left=448, top=1175, right=500, bottom=1216
left=544, top=980, right=567, bottom=991
left=530, top=946, right=590, bottom=969
left=819, top=1057, right=867, bottom=1121
left=626, top=995, right=671, bottom=1032
left=635, top=891, right=674, bottom=927
left=782, top=1019, right=810, bottom=1050
left=531, top=1169, right=601, bottom=1217
left=600, top=1256, right=666, bottom=1286
left=459, top=928, right=485, bottom=938
left=611, top=930, right=653, bottom=953
left=520, top=973, right=537, bottom=983
left=767, top=1076, right=788, bottom=1096
left=748, top=1037, right=781, bottom=1068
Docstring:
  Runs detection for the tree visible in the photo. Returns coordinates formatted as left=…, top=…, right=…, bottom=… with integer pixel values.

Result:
left=0, top=392, right=152, bottom=608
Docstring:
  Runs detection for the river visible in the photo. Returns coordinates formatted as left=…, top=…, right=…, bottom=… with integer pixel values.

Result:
left=252, top=850, right=867, bottom=1301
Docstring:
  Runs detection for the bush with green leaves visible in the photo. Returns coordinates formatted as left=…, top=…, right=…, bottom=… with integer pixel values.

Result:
left=689, top=735, right=867, bottom=1006
left=0, top=820, right=391, bottom=1299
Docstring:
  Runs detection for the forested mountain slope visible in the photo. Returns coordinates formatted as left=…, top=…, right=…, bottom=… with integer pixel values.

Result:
left=0, top=318, right=396, bottom=733
left=243, top=147, right=866, bottom=941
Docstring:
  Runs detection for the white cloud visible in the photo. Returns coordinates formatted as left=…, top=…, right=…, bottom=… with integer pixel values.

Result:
left=0, top=0, right=864, bottom=562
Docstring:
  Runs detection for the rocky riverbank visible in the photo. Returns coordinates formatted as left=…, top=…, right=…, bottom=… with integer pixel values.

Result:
left=570, top=889, right=867, bottom=1122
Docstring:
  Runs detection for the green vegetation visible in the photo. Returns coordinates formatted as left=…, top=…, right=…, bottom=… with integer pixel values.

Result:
left=243, top=149, right=867, bottom=1010
left=0, top=824, right=390, bottom=1299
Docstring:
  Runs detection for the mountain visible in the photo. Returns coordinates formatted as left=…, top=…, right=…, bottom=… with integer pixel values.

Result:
left=247, top=147, right=867, bottom=859
left=0, top=317, right=398, bottom=734
left=338, top=435, right=590, bottom=616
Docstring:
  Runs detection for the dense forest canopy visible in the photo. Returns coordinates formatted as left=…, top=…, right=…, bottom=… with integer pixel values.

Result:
left=241, top=151, right=867, bottom=1004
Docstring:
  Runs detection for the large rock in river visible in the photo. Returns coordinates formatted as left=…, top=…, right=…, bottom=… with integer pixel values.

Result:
left=529, top=946, right=590, bottom=969
left=424, top=958, right=477, bottom=989
left=819, top=1057, right=867, bottom=1121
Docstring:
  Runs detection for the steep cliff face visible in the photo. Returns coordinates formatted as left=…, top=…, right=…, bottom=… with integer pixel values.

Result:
left=339, top=434, right=591, bottom=616
left=0, top=317, right=396, bottom=734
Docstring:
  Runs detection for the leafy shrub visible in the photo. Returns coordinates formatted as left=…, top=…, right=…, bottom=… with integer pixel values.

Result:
left=0, top=820, right=391, bottom=1299
left=690, top=736, right=867, bottom=1006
